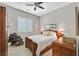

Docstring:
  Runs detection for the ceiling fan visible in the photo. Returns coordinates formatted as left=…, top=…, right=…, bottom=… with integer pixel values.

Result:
left=26, top=2, right=44, bottom=11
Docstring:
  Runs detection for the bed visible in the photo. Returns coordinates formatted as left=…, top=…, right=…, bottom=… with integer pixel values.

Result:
left=25, top=30, right=61, bottom=56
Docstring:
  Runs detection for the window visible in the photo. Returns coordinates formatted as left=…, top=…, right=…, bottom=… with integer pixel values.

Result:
left=17, top=16, right=32, bottom=33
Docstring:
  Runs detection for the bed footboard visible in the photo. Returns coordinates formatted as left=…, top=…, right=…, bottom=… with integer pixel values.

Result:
left=25, top=37, right=38, bottom=56
left=25, top=37, right=52, bottom=56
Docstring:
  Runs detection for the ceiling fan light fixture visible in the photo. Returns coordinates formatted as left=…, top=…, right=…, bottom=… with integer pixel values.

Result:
left=26, top=2, right=44, bottom=11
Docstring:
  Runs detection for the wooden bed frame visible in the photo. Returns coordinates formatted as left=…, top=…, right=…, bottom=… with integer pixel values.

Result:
left=25, top=37, right=52, bottom=56
left=25, top=30, right=64, bottom=56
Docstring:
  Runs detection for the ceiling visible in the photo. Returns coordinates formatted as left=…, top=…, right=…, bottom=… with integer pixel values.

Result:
left=1, top=2, right=72, bottom=16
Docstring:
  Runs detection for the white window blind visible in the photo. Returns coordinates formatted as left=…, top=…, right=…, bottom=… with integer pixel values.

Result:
left=17, top=16, right=32, bottom=32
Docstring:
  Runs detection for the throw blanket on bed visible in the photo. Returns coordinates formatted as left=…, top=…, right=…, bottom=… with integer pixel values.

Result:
left=28, top=35, right=57, bottom=55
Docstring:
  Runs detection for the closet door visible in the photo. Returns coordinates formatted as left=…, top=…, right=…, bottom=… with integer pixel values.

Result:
left=0, top=6, right=7, bottom=56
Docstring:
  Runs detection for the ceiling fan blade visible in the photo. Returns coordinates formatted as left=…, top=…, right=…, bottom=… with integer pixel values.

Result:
left=38, top=6, right=44, bottom=9
left=34, top=7, right=36, bottom=11
left=38, top=2, right=43, bottom=4
left=26, top=4, right=34, bottom=6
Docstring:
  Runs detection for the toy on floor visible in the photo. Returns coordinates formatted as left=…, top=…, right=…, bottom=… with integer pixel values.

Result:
left=8, top=32, right=24, bottom=46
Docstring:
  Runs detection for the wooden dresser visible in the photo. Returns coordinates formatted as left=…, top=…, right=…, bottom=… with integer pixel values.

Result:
left=52, top=38, right=76, bottom=56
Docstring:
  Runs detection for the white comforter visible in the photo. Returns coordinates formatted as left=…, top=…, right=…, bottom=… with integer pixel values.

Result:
left=28, top=35, right=57, bottom=56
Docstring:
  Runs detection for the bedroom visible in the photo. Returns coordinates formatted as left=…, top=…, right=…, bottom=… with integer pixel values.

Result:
left=0, top=2, right=78, bottom=56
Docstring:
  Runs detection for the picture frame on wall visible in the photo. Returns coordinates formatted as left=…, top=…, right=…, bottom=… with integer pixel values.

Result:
left=46, top=24, right=57, bottom=29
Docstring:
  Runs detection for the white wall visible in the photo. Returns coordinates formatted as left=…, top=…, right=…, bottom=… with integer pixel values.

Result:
left=40, top=3, right=77, bottom=37
left=6, top=6, right=40, bottom=39
left=0, top=3, right=77, bottom=38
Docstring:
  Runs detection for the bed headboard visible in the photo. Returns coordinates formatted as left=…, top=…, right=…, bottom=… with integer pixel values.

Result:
left=44, top=30, right=57, bottom=33
left=43, top=30, right=64, bottom=39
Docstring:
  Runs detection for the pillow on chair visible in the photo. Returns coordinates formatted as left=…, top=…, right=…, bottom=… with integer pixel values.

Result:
left=63, top=37, right=76, bottom=45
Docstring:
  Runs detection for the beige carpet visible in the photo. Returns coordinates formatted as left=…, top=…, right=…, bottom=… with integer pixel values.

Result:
left=8, top=42, right=52, bottom=56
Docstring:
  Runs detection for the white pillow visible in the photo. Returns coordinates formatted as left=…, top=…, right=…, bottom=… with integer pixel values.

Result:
left=51, top=32, right=56, bottom=36
left=42, top=31, right=48, bottom=36
left=42, top=31, right=56, bottom=36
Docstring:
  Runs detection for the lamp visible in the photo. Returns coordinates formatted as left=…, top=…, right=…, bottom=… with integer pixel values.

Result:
left=56, top=28, right=64, bottom=42
left=40, top=28, right=43, bottom=34
left=40, top=25, right=44, bottom=34
left=59, top=28, right=64, bottom=34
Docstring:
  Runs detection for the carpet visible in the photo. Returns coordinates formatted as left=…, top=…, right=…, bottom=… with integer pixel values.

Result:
left=8, top=42, right=52, bottom=56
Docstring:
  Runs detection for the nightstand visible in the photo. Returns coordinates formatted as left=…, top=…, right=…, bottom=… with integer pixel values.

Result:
left=52, top=37, right=76, bottom=56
